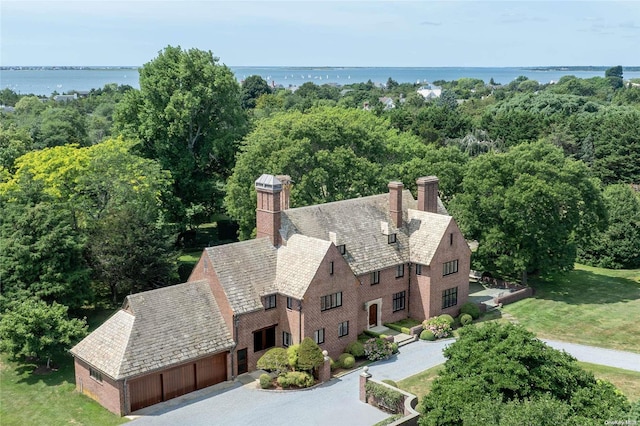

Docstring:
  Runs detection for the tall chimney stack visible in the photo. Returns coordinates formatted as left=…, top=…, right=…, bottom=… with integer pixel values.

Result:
left=388, top=181, right=403, bottom=228
left=275, top=175, right=292, bottom=210
left=416, top=176, right=439, bottom=213
left=255, top=174, right=283, bottom=246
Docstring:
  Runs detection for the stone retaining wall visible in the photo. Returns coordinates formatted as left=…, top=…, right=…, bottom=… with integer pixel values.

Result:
left=494, top=287, right=534, bottom=306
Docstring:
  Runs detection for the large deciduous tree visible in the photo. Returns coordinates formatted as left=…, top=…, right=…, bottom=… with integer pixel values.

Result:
left=225, top=106, right=463, bottom=239
left=449, top=141, right=605, bottom=284
left=419, top=323, right=630, bottom=426
left=1, top=138, right=178, bottom=306
left=578, top=184, right=640, bottom=269
left=114, top=46, right=247, bottom=223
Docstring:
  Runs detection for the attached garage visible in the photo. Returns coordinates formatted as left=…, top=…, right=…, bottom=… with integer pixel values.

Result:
left=129, top=353, right=228, bottom=412
left=71, top=281, right=235, bottom=415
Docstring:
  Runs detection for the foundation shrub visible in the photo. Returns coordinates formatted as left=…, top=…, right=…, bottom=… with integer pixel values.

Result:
left=364, top=338, right=394, bottom=361
left=423, top=317, right=453, bottom=338
left=256, top=347, right=288, bottom=374
left=460, top=301, right=481, bottom=319
left=459, top=313, right=473, bottom=326
left=259, top=373, right=272, bottom=389
left=439, top=314, right=455, bottom=327
left=420, top=329, right=436, bottom=341
left=345, top=340, right=365, bottom=358
left=338, top=353, right=355, bottom=369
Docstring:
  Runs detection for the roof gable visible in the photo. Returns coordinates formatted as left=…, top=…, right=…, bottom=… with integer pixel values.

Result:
left=407, top=209, right=453, bottom=265
left=71, top=280, right=234, bottom=379
left=274, top=234, right=332, bottom=299
left=206, top=238, right=278, bottom=314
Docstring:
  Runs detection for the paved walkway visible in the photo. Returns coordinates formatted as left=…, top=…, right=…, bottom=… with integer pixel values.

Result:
left=129, top=339, right=640, bottom=426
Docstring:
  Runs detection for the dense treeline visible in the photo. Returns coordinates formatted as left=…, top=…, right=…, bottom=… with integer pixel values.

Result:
left=1, top=46, right=639, bottom=365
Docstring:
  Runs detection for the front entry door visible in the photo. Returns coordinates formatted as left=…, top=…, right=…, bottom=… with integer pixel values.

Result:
left=368, top=304, right=378, bottom=327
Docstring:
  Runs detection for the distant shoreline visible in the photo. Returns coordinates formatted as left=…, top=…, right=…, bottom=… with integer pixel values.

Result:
left=2, top=65, right=640, bottom=72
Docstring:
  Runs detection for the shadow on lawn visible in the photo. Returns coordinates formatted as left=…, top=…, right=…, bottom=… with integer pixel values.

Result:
left=530, top=269, right=640, bottom=305
left=15, top=355, right=74, bottom=387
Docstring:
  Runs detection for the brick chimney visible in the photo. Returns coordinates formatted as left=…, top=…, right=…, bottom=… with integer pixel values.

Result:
left=255, top=174, right=283, bottom=246
left=416, top=176, right=439, bottom=213
left=275, top=175, right=292, bottom=210
left=388, top=181, right=403, bottom=227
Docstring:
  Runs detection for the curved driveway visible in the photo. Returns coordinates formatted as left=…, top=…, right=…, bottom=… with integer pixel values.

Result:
left=130, top=339, right=640, bottom=426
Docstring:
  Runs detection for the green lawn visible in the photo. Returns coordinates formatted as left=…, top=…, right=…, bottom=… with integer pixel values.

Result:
left=0, top=354, right=128, bottom=426
left=502, top=264, right=640, bottom=353
left=397, top=362, right=640, bottom=403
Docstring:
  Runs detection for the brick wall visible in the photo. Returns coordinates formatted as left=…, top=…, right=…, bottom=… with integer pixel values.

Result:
left=189, top=252, right=235, bottom=334
left=301, top=245, right=360, bottom=360
left=356, top=265, right=411, bottom=331
left=74, top=358, right=125, bottom=415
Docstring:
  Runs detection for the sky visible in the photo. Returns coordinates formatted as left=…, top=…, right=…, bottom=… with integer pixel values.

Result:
left=1, top=0, right=639, bottom=67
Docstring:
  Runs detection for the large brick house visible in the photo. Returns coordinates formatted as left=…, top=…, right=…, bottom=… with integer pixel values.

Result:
left=70, top=174, right=470, bottom=415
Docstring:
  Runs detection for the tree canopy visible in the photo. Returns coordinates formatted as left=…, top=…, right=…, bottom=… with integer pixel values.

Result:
left=225, top=106, right=464, bottom=239
left=419, top=322, right=630, bottom=426
left=114, top=45, right=247, bottom=223
left=449, top=141, right=605, bottom=283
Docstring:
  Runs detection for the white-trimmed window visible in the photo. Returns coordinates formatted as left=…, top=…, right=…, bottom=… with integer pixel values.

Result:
left=393, top=291, right=406, bottom=312
left=396, top=264, right=404, bottom=278
left=338, top=321, right=349, bottom=338
left=314, top=328, right=325, bottom=344
left=321, top=292, right=342, bottom=311
left=264, top=294, right=277, bottom=310
left=443, top=260, right=459, bottom=276
left=283, top=331, right=292, bottom=347
left=90, top=367, right=103, bottom=382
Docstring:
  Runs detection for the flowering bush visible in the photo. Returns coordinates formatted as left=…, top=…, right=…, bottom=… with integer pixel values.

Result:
left=423, top=316, right=453, bottom=339
left=364, top=338, right=394, bottom=361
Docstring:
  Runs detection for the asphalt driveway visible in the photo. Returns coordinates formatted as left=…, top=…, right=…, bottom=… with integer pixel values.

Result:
left=130, top=339, right=640, bottom=426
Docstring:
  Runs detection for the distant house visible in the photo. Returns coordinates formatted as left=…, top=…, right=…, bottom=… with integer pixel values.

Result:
left=378, top=96, right=395, bottom=110
left=417, top=84, right=442, bottom=100
left=71, top=174, right=470, bottom=415
left=53, top=93, right=77, bottom=102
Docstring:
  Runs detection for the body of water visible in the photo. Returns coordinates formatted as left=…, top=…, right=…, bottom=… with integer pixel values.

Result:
left=2, top=66, right=639, bottom=97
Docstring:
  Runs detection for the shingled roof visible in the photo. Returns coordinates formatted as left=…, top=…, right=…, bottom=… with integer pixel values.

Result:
left=274, top=234, right=332, bottom=299
left=407, top=209, right=453, bottom=265
left=70, top=280, right=234, bottom=380
left=280, top=190, right=448, bottom=275
left=205, top=237, right=278, bottom=314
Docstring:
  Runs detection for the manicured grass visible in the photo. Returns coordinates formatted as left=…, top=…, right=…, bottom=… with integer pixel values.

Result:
left=396, top=363, right=445, bottom=401
left=396, top=362, right=640, bottom=403
left=502, top=264, right=640, bottom=353
left=578, top=362, right=640, bottom=403
left=0, top=354, right=128, bottom=426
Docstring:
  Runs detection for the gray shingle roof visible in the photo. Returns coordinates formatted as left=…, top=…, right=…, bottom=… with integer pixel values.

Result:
left=407, top=209, right=453, bottom=265
left=280, top=191, right=448, bottom=275
left=70, top=281, right=234, bottom=380
left=274, top=234, right=332, bottom=299
left=205, top=238, right=278, bottom=314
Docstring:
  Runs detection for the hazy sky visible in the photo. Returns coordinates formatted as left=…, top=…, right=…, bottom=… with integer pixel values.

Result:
left=1, top=1, right=639, bottom=67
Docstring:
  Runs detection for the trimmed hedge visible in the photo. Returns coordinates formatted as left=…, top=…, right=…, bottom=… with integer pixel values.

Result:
left=383, top=323, right=412, bottom=335
left=259, top=373, right=272, bottom=389
left=420, top=329, right=436, bottom=341
left=345, top=340, right=365, bottom=357
left=460, top=302, right=481, bottom=319
left=338, top=353, right=355, bottom=369
left=439, top=314, right=455, bottom=326
left=365, top=381, right=403, bottom=413
left=459, top=313, right=473, bottom=326
left=277, top=371, right=314, bottom=389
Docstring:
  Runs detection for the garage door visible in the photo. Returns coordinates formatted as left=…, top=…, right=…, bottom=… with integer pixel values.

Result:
left=196, top=353, right=227, bottom=389
left=129, top=373, right=162, bottom=412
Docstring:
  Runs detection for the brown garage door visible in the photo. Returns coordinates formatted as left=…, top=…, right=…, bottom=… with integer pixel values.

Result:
left=196, top=353, right=227, bottom=389
left=129, top=373, right=162, bottom=412
left=128, top=352, right=228, bottom=413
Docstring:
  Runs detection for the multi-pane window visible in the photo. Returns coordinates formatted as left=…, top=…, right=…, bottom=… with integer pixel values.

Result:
left=264, top=294, right=277, bottom=310
left=396, top=264, right=404, bottom=278
left=89, top=367, right=103, bottom=382
left=371, top=270, right=380, bottom=285
left=314, top=328, right=325, bottom=344
left=443, top=260, right=459, bottom=276
left=416, top=264, right=423, bottom=275
left=442, top=287, right=458, bottom=309
left=321, top=292, right=342, bottom=311
left=338, top=321, right=349, bottom=338
left=393, top=291, right=406, bottom=312
left=287, top=296, right=293, bottom=310
left=254, top=326, right=276, bottom=352
left=337, top=244, right=346, bottom=255
left=282, top=331, right=292, bottom=347
left=388, top=233, right=397, bottom=244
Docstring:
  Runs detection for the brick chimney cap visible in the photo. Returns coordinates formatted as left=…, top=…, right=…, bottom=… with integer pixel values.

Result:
left=255, top=174, right=283, bottom=191
left=416, top=176, right=439, bottom=184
